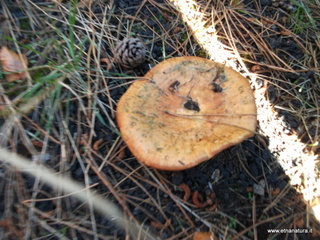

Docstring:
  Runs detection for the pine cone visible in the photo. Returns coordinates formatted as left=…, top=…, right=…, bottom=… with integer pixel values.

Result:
left=113, top=37, right=146, bottom=69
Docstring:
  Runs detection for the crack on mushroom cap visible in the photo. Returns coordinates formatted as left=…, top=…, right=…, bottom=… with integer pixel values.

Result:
left=168, top=80, right=180, bottom=93
left=116, top=57, right=257, bottom=170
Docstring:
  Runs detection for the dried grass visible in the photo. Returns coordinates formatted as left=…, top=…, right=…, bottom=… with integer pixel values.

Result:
left=0, top=0, right=319, bottom=239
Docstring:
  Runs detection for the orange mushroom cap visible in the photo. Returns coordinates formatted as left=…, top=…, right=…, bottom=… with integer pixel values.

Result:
left=116, top=56, right=257, bottom=170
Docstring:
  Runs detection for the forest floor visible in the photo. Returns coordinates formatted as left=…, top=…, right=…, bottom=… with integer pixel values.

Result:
left=0, top=0, right=319, bottom=239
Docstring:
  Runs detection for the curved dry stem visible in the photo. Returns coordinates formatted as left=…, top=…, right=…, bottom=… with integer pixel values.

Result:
left=0, top=148, right=157, bottom=240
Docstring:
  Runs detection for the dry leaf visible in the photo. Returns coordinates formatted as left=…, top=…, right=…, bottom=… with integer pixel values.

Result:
left=77, top=0, right=93, bottom=8
left=100, top=58, right=112, bottom=71
left=179, top=183, right=191, bottom=202
left=271, top=187, right=281, bottom=196
left=295, top=218, right=304, bottom=228
left=32, top=140, right=44, bottom=148
left=0, top=46, right=28, bottom=82
left=280, top=30, right=292, bottom=36
left=251, top=64, right=262, bottom=73
left=230, top=0, right=244, bottom=8
left=93, top=139, right=104, bottom=151
left=193, top=231, right=217, bottom=240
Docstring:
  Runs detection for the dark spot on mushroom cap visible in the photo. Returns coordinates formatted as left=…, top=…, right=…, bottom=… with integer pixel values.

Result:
left=184, top=98, right=200, bottom=112
left=211, top=83, right=223, bottom=93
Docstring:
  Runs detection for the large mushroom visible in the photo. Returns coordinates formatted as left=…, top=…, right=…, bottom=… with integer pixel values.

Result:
left=116, top=56, right=257, bottom=171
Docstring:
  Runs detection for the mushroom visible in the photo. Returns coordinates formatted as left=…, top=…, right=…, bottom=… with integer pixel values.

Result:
left=116, top=56, right=257, bottom=171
